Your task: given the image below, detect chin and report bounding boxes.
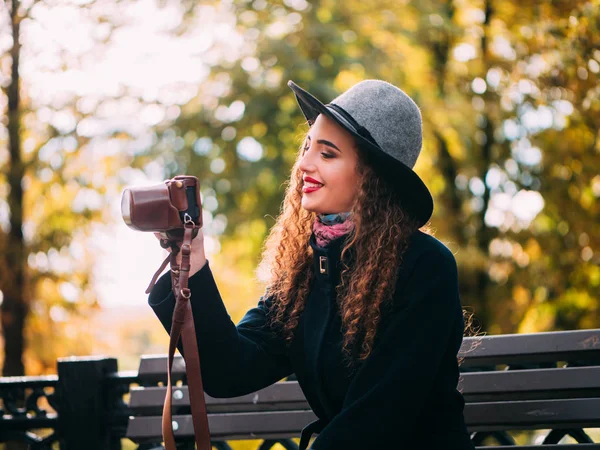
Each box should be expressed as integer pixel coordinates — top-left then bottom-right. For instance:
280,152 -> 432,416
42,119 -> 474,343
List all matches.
301,200 -> 323,214
301,204 -> 317,214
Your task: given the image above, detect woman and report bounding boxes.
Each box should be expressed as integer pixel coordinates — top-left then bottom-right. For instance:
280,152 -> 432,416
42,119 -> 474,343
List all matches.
149,79 -> 475,449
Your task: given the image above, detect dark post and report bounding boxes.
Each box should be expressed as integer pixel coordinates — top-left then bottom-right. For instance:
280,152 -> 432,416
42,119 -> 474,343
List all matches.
56,356 -> 118,450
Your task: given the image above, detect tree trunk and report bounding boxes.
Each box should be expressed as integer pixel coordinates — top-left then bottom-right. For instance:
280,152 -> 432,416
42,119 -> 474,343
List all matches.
2,4 -> 30,450
1,0 -> 27,379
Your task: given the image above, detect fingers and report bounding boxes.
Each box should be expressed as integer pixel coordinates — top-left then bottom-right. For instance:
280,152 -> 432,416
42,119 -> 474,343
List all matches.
154,233 -> 173,252
154,230 -> 203,252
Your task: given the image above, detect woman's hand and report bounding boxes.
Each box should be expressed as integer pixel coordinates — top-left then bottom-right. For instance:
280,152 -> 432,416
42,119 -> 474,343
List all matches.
154,229 -> 208,277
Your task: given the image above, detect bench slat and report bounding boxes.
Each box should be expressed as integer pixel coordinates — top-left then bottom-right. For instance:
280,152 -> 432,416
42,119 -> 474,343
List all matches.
126,411 -> 317,443
137,355 -> 186,383
460,366 -> 600,402
475,446 -> 600,450
136,330 -> 600,382
129,382 -> 310,414
127,398 -> 600,442
460,329 -> 600,367
465,398 -> 600,431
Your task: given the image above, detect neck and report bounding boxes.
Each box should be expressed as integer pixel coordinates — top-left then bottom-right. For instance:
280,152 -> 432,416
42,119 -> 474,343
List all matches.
313,211 -> 355,247
317,211 -> 353,226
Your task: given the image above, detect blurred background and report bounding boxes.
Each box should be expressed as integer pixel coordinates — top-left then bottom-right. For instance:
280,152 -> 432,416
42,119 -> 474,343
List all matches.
0,0 -> 598,384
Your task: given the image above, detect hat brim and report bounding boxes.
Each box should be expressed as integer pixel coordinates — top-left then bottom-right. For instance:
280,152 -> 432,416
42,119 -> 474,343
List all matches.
287,80 -> 434,228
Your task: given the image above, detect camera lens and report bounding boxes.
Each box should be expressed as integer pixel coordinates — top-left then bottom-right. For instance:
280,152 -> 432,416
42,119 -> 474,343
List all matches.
121,189 -> 132,226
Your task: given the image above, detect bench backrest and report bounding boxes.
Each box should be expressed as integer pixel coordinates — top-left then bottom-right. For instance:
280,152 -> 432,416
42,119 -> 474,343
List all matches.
127,329 -> 600,445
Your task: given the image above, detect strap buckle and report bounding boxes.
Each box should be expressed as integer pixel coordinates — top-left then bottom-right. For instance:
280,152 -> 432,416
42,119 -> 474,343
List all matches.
319,256 -> 328,274
184,213 -> 196,226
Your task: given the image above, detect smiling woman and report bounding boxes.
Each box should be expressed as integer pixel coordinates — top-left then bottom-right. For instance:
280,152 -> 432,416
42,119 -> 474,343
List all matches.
148,79 -> 474,450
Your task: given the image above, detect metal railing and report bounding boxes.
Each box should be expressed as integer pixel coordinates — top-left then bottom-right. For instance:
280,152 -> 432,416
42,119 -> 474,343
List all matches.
0,356 -> 302,449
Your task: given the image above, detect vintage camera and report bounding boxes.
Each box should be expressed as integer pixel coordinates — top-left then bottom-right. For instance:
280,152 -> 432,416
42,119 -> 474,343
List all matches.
121,175 -> 202,241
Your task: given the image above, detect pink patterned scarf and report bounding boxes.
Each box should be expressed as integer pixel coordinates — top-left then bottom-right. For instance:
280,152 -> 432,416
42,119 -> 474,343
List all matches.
312,212 -> 355,247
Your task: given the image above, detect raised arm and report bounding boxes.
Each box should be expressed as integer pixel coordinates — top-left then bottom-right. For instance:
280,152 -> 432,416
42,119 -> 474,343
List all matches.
149,259 -> 293,398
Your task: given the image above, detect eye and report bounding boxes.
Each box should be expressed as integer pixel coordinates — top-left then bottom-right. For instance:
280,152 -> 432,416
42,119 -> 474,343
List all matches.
302,136 -> 311,154
321,152 -> 334,159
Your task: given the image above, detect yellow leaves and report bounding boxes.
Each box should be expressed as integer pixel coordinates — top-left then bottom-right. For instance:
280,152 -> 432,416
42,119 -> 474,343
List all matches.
334,70 -> 365,92
518,303 -> 555,334
557,221 -> 569,236
257,168 -> 277,196
316,7 -> 332,23
571,159 -> 583,175
24,288 -> 98,375
460,245 -> 488,270
428,173 -> 447,197
524,238 -> 542,262
277,95 -> 296,113
512,285 -> 531,308
212,221 -> 269,323
562,288 -> 596,310
579,186 -> 595,210
588,265 -> 600,287
36,277 -> 59,300
509,242 -> 530,268
511,285 -> 532,329
222,440 -> 299,450
251,121 -> 268,138
517,288 -> 598,334
239,191 -> 258,214
533,286 -> 548,303
558,289 -> 598,329
557,126 -> 596,154
444,131 -> 468,161
568,184 -> 580,201
318,54 -> 334,68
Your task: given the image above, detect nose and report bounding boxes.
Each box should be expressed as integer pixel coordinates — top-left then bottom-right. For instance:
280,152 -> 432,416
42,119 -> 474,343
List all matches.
298,145 -> 317,173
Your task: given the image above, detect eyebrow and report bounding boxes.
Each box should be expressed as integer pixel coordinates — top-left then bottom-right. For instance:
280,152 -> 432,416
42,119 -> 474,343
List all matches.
316,139 -> 341,153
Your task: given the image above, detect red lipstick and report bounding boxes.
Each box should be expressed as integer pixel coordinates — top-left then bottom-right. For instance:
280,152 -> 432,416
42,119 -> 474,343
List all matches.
303,176 -> 324,193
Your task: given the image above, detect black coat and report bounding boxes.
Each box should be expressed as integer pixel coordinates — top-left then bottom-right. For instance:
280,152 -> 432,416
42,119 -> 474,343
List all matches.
149,229 -> 475,450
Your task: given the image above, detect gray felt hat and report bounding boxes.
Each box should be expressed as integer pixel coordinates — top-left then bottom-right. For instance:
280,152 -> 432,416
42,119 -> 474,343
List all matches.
288,79 -> 433,228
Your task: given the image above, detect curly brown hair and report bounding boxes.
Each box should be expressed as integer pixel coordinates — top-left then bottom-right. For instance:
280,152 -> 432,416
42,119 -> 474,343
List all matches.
256,133 -> 432,369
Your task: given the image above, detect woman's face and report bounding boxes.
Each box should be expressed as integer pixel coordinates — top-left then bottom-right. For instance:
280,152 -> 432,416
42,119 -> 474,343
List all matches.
298,114 -> 361,214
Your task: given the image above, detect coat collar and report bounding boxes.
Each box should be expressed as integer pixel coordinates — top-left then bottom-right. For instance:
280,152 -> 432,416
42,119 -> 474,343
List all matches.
309,231 -> 353,284
308,228 -> 426,286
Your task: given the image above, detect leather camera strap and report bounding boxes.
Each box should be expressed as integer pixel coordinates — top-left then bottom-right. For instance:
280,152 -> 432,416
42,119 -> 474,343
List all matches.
158,223 -> 212,450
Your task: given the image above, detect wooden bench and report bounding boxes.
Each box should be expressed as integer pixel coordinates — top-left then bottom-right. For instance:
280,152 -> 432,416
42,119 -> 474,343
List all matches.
126,329 -> 600,449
